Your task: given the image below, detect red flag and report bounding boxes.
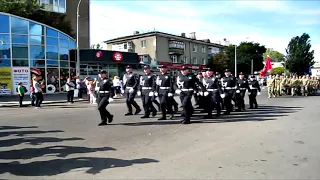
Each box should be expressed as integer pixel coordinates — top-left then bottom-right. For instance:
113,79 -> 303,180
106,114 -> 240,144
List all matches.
260,56 -> 273,78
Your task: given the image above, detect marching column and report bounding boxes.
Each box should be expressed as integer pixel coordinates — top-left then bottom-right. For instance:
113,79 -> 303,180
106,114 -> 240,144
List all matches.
221,69 -> 238,115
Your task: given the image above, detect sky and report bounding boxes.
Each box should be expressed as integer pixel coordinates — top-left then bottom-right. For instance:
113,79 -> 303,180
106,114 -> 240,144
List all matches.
89,0 -> 320,62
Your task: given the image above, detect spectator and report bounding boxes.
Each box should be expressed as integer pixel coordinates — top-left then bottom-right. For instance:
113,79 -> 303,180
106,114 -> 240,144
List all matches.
66,78 -> 75,103
17,82 -> 25,107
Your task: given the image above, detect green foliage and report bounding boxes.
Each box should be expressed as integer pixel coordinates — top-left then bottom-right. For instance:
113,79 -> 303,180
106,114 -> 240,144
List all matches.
224,42 -> 266,75
208,52 -> 229,73
270,67 -> 285,75
285,33 -> 315,75
0,0 -> 74,38
91,43 -> 102,49
263,49 -> 285,62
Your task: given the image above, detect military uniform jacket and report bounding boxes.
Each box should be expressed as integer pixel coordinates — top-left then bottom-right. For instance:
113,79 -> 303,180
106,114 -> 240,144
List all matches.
237,78 -> 249,91
139,73 -> 156,92
248,80 -> 261,92
176,73 -> 205,91
203,76 -> 223,94
123,72 -> 139,90
156,73 -> 175,94
98,77 -> 114,97
221,76 -> 238,91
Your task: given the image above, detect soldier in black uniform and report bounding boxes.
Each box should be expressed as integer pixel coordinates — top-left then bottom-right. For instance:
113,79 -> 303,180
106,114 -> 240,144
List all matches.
216,72 -> 225,110
236,72 -> 249,111
202,68 -> 223,118
122,65 -> 141,116
221,69 -> 238,115
138,65 -> 157,118
97,70 -> 114,126
175,66 -> 205,124
248,75 -> 261,109
155,65 -> 175,120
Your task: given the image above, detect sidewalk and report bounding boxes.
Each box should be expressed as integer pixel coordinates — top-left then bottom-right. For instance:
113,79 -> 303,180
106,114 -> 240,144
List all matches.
0,94 -> 125,108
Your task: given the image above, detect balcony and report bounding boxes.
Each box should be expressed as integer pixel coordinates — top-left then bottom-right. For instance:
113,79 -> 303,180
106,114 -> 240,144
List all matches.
169,41 -> 184,55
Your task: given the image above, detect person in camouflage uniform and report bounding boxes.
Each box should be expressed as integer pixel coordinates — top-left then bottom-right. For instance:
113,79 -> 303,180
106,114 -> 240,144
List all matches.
281,75 -> 288,95
267,75 -> 275,98
301,75 -> 309,96
274,74 -> 282,96
290,76 -> 299,96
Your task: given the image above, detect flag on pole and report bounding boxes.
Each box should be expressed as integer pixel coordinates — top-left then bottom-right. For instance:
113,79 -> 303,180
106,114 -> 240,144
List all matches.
260,55 -> 273,78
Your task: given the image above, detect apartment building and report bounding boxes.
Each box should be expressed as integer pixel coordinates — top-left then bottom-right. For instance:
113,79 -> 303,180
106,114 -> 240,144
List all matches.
103,31 -> 224,70
38,0 -> 90,48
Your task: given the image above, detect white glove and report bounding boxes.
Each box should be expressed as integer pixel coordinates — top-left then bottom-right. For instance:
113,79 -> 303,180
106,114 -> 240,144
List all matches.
149,92 -> 154,96
204,92 -> 209,96
121,89 -> 124,94
220,94 -> 225,98
258,92 -> 261,95
199,92 -> 204,96
175,89 -> 181,94
154,92 -> 158,96
236,90 -> 240,93
168,93 -> 173,97
248,92 -> 251,95
108,98 -> 114,103
137,91 -> 141,96
129,88 -> 134,93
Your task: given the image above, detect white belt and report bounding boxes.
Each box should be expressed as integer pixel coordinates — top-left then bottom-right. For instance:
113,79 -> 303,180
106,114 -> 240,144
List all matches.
142,87 -> 152,90
240,88 -> 247,90
160,87 -> 170,89
207,89 -> 217,91
250,88 -> 258,89
99,91 -> 109,93
181,89 -> 193,91
225,87 -> 236,89
126,87 -> 133,89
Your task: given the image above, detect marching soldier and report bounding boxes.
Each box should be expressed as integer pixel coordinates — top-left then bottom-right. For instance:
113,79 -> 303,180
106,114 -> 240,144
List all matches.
248,75 -> 261,109
301,75 -> 309,96
221,69 -> 238,115
202,68 -> 223,118
216,72 -> 225,110
150,70 -> 161,111
175,66 -> 205,124
290,76 -> 299,96
155,65 -> 175,120
97,70 -> 114,126
138,65 -> 157,118
267,75 -> 275,98
274,74 -> 281,96
236,72 -> 249,111
122,65 -> 141,116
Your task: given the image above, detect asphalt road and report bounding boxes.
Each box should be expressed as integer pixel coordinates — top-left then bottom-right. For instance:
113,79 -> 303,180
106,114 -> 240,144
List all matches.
0,92 -> 320,179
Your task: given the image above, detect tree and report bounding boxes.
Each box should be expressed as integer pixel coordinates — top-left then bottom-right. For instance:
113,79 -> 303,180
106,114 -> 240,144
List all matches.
224,42 -> 266,75
263,49 -> 285,62
285,33 -> 315,75
0,0 -> 74,38
207,52 -> 229,73
270,67 -> 285,75
91,43 -> 102,49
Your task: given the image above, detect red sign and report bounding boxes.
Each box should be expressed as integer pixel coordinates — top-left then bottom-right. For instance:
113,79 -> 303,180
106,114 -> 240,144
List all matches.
96,51 -> 103,58
112,52 -> 123,62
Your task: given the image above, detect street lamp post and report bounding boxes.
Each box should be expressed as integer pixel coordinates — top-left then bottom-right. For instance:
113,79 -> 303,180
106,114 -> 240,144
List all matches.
234,45 -> 237,76
76,0 -> 82,76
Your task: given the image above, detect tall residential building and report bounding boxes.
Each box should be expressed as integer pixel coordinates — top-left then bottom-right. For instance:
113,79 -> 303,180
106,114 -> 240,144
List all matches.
103,31 -> 224,70
38,0 -> 90,48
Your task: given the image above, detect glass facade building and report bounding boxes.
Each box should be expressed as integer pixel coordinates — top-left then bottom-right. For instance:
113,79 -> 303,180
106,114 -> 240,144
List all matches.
39,0 -> 67,13
0,12 -> 76,95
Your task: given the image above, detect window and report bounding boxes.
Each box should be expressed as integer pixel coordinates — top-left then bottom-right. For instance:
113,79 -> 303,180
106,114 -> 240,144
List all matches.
171,55 -> 178,63
12,44 -> 28,59
59,32 -> 68,40
202,58 -> 206,65
59,38 -> 69,47
12,59 -> 29,67
30,35 -> 45,45
46,46 -> 59,59
59,47 -> 69,60
46,37 -> 58,46
70,62 -> 76,68
46,60 -> 58,67
141,40 -> 146,48
0,14 -> 9,33
183,57 -> 187,64
0,59 -> 11,67
30,59 -> 45,67
193,57 -> 197,64
69,39 -> 76,49
202,46 -> 206,53
29,22 -> 44,36
0,44 -> 10,59
12,35 -> 28,44
30,45 -> 45,59
0,34 -> 10,44
60,61 -> 69,67
193,45 -> 197,52
124,43 -> 127,49
11,17 -> 29,34
46,28 -> 58,37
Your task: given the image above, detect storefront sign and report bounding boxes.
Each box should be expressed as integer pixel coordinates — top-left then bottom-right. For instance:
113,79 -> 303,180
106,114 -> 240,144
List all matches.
112,52 -> 123,62
12,67 -> 30,95
96,51 -> 103,58
0,67 -> 12,95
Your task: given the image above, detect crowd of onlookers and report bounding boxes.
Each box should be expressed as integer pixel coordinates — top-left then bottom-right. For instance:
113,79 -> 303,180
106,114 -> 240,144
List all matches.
16,75 -> 124,107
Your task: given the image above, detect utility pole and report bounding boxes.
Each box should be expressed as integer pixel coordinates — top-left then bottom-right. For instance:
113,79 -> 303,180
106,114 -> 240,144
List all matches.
251,59 -> 253,74
234,45 -> 237,76
76,0 -> 82,76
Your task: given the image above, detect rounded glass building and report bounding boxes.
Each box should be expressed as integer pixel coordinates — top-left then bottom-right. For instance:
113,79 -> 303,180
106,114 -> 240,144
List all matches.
0,12 -> 76,95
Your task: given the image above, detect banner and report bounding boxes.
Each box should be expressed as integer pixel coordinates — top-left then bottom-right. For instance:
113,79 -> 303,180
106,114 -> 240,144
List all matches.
0,67 -> 12,95
12,67 -> 30,95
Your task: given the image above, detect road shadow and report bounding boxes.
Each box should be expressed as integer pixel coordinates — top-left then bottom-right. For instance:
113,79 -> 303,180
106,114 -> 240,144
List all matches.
114,105 -> 303,126
0,137 -> 84,148
0,130 -> 64,138
0,126 -> 38,131
0,157 -> 159,176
